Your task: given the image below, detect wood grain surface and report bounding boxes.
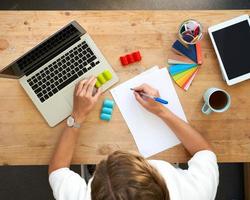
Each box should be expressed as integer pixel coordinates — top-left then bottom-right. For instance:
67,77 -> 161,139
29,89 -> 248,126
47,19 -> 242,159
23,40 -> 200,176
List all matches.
0,11 -> 250,165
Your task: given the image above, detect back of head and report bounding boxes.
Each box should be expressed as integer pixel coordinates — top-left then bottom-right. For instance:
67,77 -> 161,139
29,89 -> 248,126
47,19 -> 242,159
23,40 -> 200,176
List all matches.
91,151 -> 169,200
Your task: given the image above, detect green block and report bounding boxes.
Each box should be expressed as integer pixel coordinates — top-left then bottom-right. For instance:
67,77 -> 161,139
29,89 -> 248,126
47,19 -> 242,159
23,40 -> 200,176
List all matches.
95,70 -> 113,88
103,70 -> 112,81
95,80 -> 102,88
97,74 -> 107,84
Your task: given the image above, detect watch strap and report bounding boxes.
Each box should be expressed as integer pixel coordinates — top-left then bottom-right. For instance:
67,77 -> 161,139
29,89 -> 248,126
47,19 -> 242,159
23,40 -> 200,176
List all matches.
72,122 -> 81,129
67,116 -> 81,129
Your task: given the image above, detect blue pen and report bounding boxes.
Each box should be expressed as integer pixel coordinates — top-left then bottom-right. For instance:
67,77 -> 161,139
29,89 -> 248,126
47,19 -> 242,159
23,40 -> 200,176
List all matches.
130,88 -> 168,105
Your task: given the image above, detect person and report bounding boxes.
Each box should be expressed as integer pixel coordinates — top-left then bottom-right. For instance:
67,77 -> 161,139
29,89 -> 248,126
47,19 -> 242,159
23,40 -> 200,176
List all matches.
48,76 -> 219,200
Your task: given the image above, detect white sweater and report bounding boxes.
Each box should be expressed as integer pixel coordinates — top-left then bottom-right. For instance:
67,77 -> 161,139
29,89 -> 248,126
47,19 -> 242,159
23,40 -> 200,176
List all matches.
49,150 -> 219,200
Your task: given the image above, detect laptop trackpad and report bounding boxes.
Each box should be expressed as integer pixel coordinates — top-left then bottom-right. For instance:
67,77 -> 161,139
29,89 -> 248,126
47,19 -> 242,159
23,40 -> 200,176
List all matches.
64,86 -> 75,108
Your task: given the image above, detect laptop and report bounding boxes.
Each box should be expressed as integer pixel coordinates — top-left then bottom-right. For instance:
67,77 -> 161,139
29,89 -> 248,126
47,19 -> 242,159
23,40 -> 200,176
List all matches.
0,21 -> 119,127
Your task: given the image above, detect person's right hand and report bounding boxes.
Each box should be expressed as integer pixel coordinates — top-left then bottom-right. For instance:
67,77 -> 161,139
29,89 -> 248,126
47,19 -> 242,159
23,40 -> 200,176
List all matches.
133,84 -> 168,116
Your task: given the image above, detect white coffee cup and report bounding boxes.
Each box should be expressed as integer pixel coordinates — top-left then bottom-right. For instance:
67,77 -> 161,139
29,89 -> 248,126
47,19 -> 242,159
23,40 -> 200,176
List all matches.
202,87 -> 231,115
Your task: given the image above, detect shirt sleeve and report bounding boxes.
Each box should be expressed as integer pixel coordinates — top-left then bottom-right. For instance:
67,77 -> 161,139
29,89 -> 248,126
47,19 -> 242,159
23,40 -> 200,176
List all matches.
49,168 -> 87,200
187,150 -> 219,200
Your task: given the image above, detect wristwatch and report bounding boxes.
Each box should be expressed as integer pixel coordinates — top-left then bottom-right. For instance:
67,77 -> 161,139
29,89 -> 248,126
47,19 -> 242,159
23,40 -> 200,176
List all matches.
67,116 -> 81,128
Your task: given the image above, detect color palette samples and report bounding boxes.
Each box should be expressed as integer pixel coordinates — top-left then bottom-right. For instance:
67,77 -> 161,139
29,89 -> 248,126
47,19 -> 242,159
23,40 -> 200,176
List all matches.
168,40 -> 202,91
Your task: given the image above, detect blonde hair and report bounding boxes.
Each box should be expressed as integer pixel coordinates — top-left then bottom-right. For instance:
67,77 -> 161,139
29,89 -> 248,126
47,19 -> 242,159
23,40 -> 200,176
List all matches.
91,151 -> 169,200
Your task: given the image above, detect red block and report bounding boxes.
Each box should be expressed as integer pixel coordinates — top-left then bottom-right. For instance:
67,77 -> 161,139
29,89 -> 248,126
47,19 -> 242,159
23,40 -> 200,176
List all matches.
132,51 -> 142,61
126,54 -> 134,64
120,56 -> 128,66
119,50 -> 142,66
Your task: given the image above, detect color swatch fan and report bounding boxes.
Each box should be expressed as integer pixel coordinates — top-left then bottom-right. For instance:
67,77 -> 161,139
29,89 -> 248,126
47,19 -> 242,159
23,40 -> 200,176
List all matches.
169,64 -> 199,91
168,39 -> 203,91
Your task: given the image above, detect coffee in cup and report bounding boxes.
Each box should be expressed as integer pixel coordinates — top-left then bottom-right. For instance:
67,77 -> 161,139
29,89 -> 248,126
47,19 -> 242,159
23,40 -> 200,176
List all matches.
202,88 -> 231,115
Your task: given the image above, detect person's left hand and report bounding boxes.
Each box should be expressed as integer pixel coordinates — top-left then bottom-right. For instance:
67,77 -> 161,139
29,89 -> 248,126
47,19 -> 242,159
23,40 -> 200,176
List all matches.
72,76 -> 101,124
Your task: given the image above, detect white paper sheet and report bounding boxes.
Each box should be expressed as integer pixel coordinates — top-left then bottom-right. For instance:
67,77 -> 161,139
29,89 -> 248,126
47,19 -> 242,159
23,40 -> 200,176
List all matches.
111,66 -> 187,157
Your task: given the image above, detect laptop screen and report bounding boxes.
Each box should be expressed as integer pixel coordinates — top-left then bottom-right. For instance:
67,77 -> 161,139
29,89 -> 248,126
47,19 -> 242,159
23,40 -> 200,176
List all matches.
0,22 -> 84,79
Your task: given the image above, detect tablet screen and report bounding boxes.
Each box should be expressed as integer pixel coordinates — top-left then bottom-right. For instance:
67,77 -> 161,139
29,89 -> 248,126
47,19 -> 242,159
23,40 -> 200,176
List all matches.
212,20 -> 250,80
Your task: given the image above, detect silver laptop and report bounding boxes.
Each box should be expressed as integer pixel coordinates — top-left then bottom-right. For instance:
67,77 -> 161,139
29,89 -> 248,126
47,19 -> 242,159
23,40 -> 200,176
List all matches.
0,21 -> 119,127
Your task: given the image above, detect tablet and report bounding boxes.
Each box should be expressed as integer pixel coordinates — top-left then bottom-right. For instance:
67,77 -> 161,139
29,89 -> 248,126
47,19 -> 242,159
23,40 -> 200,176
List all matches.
208,14 -> 250,85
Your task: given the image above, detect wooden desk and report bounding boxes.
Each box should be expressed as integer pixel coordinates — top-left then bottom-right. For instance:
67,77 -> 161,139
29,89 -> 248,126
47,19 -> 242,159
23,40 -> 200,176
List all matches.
0,11 -> 250,165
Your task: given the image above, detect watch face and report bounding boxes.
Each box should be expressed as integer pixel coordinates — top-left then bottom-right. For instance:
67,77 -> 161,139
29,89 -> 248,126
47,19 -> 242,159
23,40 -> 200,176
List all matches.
67,116 -> 74,127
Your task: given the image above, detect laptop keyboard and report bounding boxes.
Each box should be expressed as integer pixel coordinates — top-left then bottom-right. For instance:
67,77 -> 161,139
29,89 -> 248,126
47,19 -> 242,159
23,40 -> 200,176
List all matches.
17,24 -> 79,71
27,41 -> 100,103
